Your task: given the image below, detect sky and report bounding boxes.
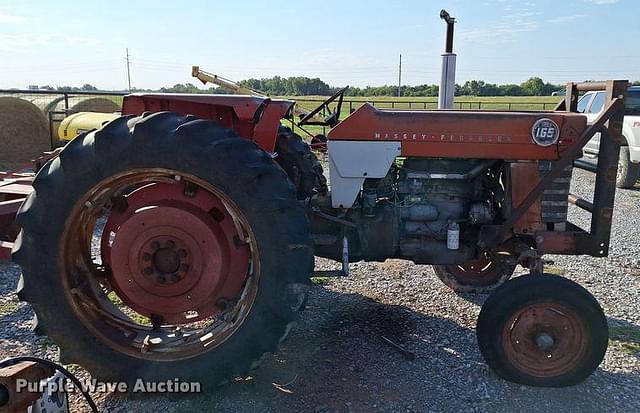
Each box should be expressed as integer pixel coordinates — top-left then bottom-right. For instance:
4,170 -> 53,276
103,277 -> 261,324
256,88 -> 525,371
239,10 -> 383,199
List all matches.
0,0 -> 638,90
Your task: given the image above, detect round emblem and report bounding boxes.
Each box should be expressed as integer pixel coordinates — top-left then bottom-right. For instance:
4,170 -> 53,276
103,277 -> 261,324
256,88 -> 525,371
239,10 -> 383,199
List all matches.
531,118 -> 559,147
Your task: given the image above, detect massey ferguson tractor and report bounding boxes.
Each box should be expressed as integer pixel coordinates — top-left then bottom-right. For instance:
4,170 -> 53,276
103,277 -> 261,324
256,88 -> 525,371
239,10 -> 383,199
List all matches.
11,78 -> 627,389
9,13 -> 630,390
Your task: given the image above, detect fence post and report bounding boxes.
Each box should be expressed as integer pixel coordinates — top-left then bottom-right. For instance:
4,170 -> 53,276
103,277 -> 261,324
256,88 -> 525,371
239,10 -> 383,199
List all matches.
64,93 -> 69,112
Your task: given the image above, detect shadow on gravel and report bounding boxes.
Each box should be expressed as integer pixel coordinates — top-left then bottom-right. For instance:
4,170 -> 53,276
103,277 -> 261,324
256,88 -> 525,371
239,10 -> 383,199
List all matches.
101,286 -> 640,412
608,316 -> 640,361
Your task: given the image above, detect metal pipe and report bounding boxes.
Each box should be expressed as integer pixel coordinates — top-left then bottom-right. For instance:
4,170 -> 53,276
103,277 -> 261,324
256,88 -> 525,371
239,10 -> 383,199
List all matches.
575,82 -> 608,92
440,10 -> 456,53
568,194 -> 594,212
574,159 -> 598,173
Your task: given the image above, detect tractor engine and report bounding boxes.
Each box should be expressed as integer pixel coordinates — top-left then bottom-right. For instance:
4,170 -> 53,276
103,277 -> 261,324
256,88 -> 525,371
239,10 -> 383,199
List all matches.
311,158 -> 501,265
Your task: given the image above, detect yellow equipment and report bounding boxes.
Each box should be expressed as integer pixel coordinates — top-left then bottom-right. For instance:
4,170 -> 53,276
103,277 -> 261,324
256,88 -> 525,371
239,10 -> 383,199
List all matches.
191,66 -> 325,124
192,66 -> 266,97
58,112 -> 119,141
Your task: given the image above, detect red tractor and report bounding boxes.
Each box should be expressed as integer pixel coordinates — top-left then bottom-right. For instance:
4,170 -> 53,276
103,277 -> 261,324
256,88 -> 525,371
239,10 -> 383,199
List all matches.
12,79 -> 628,389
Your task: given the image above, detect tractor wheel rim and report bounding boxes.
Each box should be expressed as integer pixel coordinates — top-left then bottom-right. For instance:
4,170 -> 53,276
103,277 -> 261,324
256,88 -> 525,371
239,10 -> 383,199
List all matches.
448,252 -> 500,286
59,169 -> 260,361
501,301 -> 588,378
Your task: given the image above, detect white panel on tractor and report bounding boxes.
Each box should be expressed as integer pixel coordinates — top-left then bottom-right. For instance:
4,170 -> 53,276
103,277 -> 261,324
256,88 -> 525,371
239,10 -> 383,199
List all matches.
328,140 -> 401,208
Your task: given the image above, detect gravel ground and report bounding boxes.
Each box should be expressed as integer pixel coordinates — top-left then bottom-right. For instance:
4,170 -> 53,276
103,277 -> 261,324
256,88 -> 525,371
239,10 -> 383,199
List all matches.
1,168 -> 639,412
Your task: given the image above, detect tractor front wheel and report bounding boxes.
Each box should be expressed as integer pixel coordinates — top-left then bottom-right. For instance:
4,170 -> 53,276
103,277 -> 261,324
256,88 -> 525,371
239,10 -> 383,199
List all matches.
433,252 -> 516,293
476,274 -> 608,387
14,112 -> 313,387
275,126 -> 326,200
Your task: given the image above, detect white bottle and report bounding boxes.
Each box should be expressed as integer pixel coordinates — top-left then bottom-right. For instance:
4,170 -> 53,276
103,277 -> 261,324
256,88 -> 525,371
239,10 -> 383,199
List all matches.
447,222 -> 460,250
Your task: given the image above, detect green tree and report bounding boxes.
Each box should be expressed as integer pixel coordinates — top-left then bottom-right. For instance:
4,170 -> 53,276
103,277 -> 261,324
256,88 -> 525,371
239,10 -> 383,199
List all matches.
521,77 -> 546,96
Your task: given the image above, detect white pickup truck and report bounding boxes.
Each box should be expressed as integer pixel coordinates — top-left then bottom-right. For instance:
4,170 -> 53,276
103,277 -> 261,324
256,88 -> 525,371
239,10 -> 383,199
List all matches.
581,86 -> 640,188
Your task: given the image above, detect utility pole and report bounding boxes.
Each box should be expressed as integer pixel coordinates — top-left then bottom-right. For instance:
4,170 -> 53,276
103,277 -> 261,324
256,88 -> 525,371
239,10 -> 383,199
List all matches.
125,48 -> 132,91
398,54 -> 402,97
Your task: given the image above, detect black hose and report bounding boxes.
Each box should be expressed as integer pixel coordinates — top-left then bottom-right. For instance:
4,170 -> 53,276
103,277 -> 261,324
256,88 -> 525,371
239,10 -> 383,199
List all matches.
0,356 -> 98,413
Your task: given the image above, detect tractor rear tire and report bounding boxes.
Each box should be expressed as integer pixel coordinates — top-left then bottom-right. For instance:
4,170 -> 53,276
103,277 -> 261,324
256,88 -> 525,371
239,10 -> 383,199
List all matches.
14,112 -> 314,388
616,146 -> 640,189
275,126 -> 327,200
476,274 -> 608,387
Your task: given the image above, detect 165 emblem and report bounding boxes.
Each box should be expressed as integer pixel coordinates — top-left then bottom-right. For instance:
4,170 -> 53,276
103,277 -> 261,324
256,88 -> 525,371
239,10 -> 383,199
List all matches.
531,118 -> 559,146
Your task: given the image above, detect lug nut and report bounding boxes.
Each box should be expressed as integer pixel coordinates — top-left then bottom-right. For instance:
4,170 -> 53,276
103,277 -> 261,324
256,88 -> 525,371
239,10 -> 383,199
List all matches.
151,241 -> 160,250
143,267 -> 153,275
166,240 -> 175,249
158,276 -> 166,284
180,264 -> 190,272
142,253 -> 151,261
178,249 -> 187,258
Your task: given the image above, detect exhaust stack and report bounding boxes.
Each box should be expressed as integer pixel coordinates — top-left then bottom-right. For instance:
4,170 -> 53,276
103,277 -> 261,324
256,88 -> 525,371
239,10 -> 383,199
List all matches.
438,10 -> 456,110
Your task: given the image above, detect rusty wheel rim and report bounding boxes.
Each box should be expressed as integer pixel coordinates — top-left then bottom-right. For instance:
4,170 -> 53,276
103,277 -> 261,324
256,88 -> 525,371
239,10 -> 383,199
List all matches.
448,252 -> 501,286
59,169 -> 260,361
502,301 -> 588,377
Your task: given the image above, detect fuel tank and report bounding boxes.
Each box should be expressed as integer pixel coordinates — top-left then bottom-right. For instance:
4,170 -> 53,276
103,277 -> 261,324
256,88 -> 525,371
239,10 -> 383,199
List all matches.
58,112 -> 119,141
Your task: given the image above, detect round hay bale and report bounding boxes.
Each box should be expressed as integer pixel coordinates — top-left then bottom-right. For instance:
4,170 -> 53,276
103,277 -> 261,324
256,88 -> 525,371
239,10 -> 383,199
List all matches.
69,97 -> 120,113
44,97 -> 120,114
0,97 -> 50,170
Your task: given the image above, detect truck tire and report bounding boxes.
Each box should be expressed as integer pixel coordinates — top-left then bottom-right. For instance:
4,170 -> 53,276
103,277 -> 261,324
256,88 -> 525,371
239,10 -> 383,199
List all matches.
477,274 -> 608,387
13,112 -> 314,388
433,252 -> 516,293
616,146 -> 640,189
275,126 -> 327,200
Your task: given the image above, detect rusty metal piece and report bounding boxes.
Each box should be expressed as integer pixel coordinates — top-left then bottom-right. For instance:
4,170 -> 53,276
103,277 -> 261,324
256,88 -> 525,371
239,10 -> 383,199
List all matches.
501,302 -> 587,378
536,231 -> 580,255
0,361 -> 54,413
510,163 -> 543,235
0,174 -> 33,260
380,335 -> 416,361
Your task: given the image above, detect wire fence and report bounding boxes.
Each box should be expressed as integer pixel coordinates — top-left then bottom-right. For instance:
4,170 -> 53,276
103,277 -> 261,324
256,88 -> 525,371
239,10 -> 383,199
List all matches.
295,98 -> 561,112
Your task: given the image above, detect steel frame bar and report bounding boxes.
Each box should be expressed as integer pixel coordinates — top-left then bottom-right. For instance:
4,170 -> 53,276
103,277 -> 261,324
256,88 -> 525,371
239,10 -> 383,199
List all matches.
481,80 -> 628,256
